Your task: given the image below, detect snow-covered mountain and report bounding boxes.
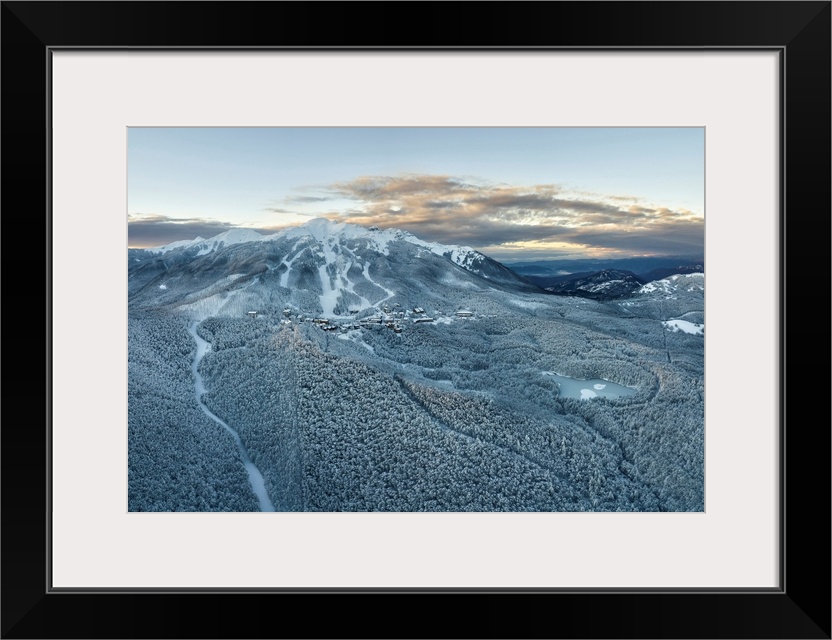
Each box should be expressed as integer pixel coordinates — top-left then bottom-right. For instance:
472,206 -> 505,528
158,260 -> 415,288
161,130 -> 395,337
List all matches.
545,269 -> 645,300
136,219 -> 518,278
616,271 -> 704,324
129,218 -> 540,318
637,272 -> 704,297
127,219 -> 706,514
145,228 -> 271,256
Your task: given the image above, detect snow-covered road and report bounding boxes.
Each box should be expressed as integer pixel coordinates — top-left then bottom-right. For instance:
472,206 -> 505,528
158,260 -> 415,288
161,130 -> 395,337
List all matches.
188,322 -> 275,512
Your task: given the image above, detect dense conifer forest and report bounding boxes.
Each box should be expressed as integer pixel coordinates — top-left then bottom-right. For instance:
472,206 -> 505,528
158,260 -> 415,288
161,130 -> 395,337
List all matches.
128,273 -> 703,512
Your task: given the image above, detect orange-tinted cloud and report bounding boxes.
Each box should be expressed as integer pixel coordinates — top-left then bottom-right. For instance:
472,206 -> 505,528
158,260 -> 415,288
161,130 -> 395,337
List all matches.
311,174 -> 702,257
131,174 -> 703,258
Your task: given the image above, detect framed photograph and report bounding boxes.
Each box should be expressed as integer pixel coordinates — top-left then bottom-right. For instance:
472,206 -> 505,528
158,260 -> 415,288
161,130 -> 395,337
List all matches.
125,124 -> 707,517
3,2 -> 829,638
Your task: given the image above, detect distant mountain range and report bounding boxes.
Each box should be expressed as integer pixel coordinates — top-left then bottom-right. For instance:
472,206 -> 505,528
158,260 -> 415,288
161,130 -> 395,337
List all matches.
129,221 -> 704,311
506,257 -> 703,278
542,269 -> 647,300
504,257 -> 704,300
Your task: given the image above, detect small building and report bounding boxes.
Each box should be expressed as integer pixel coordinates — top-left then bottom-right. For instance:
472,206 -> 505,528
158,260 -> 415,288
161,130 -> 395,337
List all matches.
456,310 -> 474,317
247,311 -> 258,318
413,317 -> 434,323
413,307 -> 425,314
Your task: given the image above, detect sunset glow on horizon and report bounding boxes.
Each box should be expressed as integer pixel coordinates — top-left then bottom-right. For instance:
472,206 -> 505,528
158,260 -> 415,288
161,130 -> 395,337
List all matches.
128,127 -> 704,261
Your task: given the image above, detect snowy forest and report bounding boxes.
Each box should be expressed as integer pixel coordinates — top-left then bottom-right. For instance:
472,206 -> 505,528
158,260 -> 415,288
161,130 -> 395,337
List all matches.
128,220 -> 704,512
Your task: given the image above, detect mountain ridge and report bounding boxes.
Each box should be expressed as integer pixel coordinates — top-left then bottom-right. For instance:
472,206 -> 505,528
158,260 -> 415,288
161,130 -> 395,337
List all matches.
128,218 -> 541,319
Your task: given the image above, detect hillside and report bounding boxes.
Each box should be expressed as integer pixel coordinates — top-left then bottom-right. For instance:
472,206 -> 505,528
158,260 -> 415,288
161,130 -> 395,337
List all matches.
128,220 -> 705,512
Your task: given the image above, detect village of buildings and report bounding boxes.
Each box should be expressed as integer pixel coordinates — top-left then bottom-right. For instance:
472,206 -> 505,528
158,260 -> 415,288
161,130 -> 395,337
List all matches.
246,304 -> 478,335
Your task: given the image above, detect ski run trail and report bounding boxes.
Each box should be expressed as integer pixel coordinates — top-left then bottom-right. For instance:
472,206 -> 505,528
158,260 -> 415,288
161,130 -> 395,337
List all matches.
188,322 -> 276,512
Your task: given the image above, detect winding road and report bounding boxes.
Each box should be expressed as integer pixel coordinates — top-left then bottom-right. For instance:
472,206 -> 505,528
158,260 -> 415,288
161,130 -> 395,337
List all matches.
188,322 -> 276,512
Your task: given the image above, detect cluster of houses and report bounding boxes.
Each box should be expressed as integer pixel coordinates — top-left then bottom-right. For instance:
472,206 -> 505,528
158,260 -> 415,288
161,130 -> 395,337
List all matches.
246,304 -> 477,336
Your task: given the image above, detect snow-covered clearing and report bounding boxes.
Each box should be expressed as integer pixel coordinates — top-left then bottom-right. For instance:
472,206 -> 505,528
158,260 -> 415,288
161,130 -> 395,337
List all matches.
639,273 -> 704,296
506,297 -> 546,310
178,276 -> 259,321
439,274 -> 481,290
339,259 -> 372,311
638,282 -> 661,294
181,273 -> 247,302
278,240 -> 305,288
362,262 -> 395,304
337,329 -> 374,352
318,265 -> 339,317
178,292 -> 234,320
662,319 -> 704,336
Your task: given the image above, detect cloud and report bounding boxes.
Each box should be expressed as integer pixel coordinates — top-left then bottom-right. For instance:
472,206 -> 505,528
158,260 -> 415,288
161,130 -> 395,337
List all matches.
558,219 -> 704,255
424,200 -> 462,210
128,214 -> 276,248
284,195 -> 333,204
131,174 -> 703,258
316,174 -> 703,257
469,192 -> 559,210
337,175 -> 468,200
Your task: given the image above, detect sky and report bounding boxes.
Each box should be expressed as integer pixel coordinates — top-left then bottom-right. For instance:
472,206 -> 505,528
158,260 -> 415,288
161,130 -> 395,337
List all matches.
128,127 -> 704,261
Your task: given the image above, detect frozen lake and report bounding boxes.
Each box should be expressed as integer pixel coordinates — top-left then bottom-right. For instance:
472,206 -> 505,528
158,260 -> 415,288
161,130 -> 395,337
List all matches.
543,372 -> 637,400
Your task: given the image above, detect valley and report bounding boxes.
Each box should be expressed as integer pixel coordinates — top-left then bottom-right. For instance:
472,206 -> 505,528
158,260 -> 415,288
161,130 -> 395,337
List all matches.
128,219 -> 704,512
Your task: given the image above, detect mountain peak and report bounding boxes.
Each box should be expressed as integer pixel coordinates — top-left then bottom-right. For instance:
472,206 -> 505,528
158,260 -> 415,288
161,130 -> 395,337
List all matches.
545,269 -> 645,300
145,236 -> 205,254
146,228 -> 271,255
279,218 -> 498,279
209,228 -> 266,244
283,217 -> 369,242
130,216 -> 540,317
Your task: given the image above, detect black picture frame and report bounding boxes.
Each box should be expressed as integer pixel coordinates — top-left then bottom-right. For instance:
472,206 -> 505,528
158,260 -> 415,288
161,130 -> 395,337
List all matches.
2,2 -> 829,638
